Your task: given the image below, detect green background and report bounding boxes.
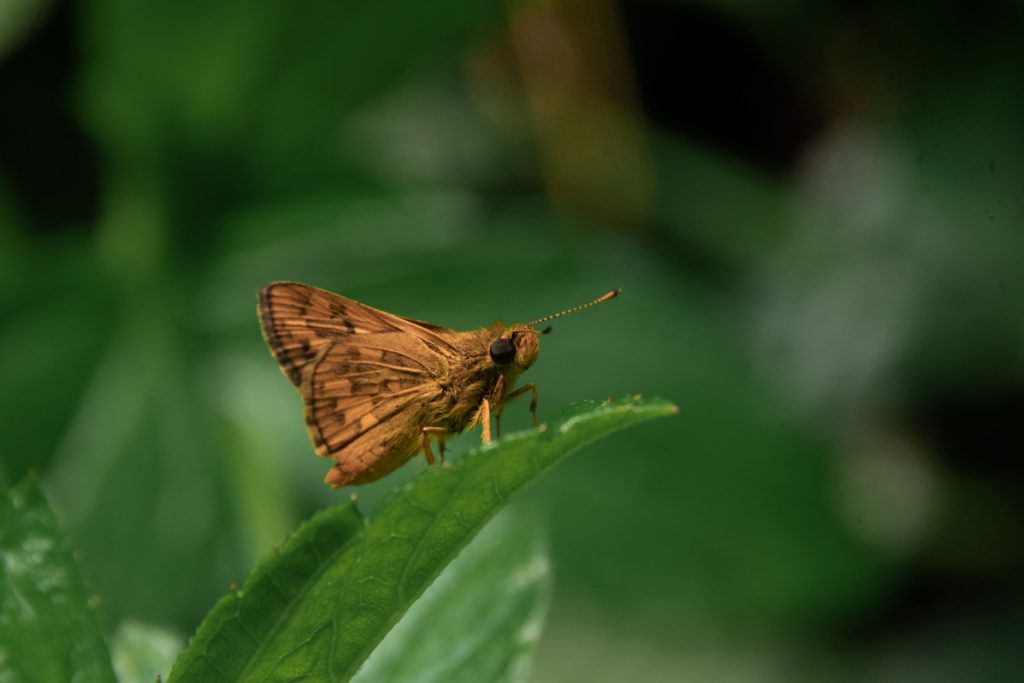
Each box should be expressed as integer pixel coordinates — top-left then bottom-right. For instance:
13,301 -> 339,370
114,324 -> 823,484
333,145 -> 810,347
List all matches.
2,0 -> 1023,680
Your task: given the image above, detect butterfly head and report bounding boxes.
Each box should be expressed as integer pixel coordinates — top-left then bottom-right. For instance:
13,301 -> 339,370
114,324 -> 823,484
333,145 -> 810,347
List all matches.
489,324 -> 542,370
487,289 -> 620,371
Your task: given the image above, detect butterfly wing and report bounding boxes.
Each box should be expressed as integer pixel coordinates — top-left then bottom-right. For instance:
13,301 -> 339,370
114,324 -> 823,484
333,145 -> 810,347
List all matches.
258,282 -> 460,485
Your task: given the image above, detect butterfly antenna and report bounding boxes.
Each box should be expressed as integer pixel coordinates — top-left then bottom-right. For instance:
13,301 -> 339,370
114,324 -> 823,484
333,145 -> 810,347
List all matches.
527,289 -> 621,327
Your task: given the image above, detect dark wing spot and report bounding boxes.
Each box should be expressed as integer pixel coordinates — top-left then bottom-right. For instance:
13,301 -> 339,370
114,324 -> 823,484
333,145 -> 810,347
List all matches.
381,350 -> 413,367
384,378 -> 420,391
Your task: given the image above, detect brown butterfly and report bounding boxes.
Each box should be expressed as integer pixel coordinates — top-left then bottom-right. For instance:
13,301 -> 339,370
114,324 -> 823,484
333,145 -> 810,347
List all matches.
258,282 -> 620,487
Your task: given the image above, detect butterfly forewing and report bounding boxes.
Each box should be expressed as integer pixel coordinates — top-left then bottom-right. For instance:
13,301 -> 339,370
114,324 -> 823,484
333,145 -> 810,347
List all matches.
258,282 -> 460,485
259,282 -> 406,385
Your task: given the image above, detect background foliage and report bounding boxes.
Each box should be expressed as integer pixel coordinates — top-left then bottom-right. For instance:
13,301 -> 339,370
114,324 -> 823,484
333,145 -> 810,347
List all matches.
2,0 -> 1023,680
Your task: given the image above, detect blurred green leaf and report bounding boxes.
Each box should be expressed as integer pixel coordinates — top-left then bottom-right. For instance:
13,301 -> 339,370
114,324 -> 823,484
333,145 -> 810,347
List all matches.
654,130 -> 792,268
0,0 -> 52,60
79,0 -> 508,236
0,477 -> 116,683
0,275 -> 115,480
352,508 -> 551,683
168,397 -> 675,682
48,305 -> 244,629
111,620 -> 185,683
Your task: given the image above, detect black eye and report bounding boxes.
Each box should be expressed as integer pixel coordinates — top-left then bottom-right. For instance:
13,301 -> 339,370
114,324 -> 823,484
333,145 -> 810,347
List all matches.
489,337 -> 516,365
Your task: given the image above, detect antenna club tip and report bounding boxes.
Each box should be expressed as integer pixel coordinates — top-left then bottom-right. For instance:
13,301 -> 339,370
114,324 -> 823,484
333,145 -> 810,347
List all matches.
600,288 -> 621,302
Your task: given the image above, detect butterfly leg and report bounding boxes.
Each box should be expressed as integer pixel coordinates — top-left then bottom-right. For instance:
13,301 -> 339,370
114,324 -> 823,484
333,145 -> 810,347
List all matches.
503,383 -> 538,429
421,426 -> 448,465
489,375 -> 506,438
480,399 -> 492,444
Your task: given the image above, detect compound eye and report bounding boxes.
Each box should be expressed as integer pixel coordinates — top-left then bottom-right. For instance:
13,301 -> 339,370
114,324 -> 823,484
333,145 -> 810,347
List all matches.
489,337 -> 516,365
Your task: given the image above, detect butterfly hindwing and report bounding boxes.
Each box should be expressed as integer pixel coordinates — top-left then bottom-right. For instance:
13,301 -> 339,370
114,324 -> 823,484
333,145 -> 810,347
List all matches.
302,333 -> 438,455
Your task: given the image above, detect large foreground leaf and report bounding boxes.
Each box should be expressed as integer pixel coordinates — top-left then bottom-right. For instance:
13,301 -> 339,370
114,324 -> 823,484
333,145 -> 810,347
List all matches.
169,396 -> 677,682
0,477 -> 116,683
352,508 -> 551,683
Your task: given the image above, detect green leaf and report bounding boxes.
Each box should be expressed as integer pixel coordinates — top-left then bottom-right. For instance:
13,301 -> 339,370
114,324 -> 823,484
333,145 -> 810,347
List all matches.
352,508 -> 552,683
166,502 -> 365,682
169,396 -> 676,682
0,477 -> 116,683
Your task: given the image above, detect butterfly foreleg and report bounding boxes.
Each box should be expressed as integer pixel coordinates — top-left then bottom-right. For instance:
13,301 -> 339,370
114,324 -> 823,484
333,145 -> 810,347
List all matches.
420,426 -> 448,465
503,383 -> 538,429
480,398 -> 492,444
